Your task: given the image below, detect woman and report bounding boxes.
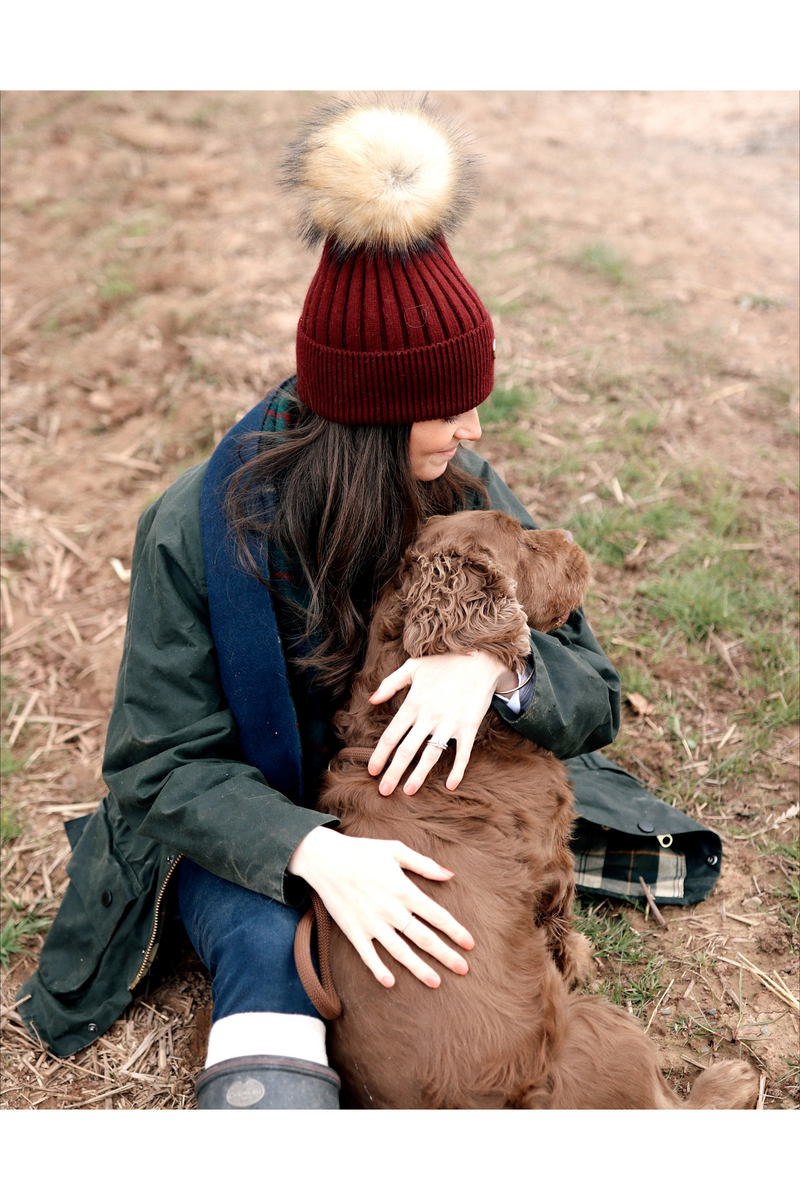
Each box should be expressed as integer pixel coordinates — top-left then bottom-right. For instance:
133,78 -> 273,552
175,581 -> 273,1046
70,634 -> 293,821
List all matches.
17,97 -> 619,1108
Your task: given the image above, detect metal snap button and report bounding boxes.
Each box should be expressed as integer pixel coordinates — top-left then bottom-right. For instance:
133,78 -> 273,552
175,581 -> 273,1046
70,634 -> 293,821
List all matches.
101,890 -> 113,907
637,820 -> 655,833
88,1023 -> 98,1033
707,854 -> 719,866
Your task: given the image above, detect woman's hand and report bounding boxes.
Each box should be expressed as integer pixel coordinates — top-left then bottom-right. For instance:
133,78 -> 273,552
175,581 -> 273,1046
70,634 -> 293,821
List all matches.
367,649 -> 516,796
288,825 -> 474,989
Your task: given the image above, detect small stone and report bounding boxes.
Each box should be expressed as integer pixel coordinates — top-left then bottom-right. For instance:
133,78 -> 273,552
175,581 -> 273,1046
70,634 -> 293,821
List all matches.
759,1025 -> 772,1037
660,1008 -> 672,1016
705,1008 -> 717,1016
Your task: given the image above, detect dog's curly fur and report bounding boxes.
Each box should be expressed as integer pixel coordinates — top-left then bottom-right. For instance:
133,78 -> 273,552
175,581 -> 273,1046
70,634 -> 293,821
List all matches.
315,510 -> 758,1109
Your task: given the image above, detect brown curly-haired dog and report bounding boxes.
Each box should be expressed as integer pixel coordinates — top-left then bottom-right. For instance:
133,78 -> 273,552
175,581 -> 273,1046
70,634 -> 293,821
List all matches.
312,510 -> 758,1109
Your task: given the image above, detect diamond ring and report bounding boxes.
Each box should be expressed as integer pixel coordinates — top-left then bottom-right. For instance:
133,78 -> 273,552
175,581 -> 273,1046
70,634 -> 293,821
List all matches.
428,736 -> 450,750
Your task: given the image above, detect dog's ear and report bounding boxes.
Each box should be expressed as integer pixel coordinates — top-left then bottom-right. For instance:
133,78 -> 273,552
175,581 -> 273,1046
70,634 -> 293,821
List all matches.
398,547 -> 531,670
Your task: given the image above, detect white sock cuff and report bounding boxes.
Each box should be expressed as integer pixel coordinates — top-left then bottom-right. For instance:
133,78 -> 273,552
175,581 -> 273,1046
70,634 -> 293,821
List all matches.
205,1012 -> 328,1069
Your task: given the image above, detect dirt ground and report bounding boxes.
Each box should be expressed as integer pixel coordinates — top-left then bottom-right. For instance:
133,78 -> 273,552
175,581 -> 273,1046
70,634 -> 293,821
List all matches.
1,90 -> 798,1110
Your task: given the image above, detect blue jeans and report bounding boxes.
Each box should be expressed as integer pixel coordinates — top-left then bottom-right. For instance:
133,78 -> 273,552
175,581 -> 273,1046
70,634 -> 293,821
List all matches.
176,858 -> 320,1023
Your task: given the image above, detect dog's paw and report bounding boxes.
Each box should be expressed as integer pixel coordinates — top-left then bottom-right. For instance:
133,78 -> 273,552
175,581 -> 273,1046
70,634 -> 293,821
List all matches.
560,932 -> 595,989
685,1060 -> 760,1110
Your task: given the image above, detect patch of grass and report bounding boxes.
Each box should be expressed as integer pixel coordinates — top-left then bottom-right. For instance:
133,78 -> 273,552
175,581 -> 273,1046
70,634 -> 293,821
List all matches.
568,496 -> 686,568
774,1055 -> 800,1087
1,741 -> 24,780
1,800 -> 23,844
617,660 -> 654,699
664,340 -> 727,379
99,265 -> 136,301
0,912 -> 51,970
738,293 -> 783,311
481,384 -> 537,426
574,900 -> 665,1018
1,535 -> 29,564
759,373 -> 799,410
626,410 -> 660,434
572,242 -> 631,286
642,569 -> 735,641
630,300 -> 675,322
760,836 -> 800,866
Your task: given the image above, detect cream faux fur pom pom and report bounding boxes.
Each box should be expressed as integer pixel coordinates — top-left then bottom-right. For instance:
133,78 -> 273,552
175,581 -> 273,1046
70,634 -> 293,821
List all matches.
281,96 -> 477,255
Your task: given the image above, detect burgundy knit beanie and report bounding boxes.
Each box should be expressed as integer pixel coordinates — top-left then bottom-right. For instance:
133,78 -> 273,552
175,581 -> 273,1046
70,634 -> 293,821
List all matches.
282,97 -> 495,425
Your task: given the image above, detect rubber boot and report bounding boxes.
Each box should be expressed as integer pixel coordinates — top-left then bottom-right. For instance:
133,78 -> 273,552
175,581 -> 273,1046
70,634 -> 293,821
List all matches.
195,1054 -> 341,1109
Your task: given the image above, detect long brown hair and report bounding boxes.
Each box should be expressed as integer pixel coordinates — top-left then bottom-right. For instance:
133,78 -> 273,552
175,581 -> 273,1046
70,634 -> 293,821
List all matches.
224,384 -> 488,695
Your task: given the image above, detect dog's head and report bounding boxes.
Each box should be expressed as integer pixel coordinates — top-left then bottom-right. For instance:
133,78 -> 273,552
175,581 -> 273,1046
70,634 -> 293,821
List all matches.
390,510 -> 591,672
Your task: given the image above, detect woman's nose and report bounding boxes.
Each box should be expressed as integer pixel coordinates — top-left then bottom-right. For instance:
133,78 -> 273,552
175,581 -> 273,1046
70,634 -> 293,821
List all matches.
456,409 -> 481,441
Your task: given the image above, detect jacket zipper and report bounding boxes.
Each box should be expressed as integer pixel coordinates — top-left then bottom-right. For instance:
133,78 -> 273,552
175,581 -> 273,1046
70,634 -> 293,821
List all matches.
129,852 -> 184,990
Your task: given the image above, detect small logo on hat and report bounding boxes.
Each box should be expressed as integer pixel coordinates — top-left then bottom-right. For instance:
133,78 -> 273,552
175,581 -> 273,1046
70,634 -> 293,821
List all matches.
404,305 -> 427,328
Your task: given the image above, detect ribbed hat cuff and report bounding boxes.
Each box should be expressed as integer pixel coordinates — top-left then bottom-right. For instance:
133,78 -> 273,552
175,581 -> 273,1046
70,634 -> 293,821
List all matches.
296,318 -> 495,425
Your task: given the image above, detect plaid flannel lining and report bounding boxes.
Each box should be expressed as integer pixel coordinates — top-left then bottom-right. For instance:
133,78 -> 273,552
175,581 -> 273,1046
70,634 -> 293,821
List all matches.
573,829 -> 687,901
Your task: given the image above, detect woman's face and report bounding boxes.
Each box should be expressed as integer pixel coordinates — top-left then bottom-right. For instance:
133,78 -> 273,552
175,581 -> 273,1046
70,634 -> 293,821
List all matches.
408,409 -> 482,481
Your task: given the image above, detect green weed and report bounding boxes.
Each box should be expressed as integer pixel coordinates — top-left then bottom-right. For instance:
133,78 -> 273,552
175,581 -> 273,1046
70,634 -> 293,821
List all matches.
664,340 -> 727,379
738,294 -> 783,311
573,900 -> 665,1017
572,243 -> 631,286
0,801 -> 23,843
616,661 -> 654,699
759,373 -> 799,410
100,266 -> 136,301
626,410 -> 660,434
1,741 -> 24,779
0,912 -> 51,970
568,497 -> 684,567
2,536 -> 29,564
481,384 -> 537,426
631,300 -> 675,322
774,1055 -> 800,1087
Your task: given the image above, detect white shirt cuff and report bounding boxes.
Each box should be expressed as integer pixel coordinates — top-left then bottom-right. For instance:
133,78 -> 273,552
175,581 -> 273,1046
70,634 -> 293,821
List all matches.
494,663 -> 535,715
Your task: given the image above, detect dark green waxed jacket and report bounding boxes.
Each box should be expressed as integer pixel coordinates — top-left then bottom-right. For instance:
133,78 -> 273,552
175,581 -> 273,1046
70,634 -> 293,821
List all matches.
16,444 -> 620,1056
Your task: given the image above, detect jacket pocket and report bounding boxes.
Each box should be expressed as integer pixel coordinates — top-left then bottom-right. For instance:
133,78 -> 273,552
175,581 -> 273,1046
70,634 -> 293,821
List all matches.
38,802 -> 139,997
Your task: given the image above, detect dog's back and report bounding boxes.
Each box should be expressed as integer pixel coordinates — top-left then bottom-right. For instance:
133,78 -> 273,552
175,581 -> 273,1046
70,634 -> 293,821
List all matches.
317,731 -> 577,1108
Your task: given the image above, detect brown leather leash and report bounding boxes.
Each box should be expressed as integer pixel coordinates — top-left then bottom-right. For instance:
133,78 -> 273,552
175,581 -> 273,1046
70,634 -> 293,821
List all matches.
293,746 -> 377,1019
294,887 -> 343,1020
334,746 -> 374,764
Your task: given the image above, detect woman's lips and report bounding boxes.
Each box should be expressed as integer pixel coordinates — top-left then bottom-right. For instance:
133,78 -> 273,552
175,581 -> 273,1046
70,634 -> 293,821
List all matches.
437,446 -> 458,458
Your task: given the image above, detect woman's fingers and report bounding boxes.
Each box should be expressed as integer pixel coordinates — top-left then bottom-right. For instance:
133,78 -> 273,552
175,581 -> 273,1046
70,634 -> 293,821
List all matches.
368,661 -> 414,706
368,650 -> 508,794
378,725 -> 449,797
352,939 -> 396,989
398,916 -> 470,977
402,737 -> 451,795
445,732 -> 477,792
380,928 -> 442,988
288,828 -> 475,988
368,702 -> 423,783
349,914 -> 467,991
391,846 -> 475,952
